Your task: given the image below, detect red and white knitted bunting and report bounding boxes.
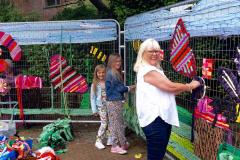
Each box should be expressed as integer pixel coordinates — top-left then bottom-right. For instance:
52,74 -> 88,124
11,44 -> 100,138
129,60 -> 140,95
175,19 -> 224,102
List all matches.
50,54 -> 88,93
170,18 -> 196,78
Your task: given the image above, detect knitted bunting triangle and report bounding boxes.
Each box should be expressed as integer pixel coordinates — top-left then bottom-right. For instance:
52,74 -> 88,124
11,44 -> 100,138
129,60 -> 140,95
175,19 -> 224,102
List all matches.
170,18 -> 196,78
50,54 -> 88,93
89,46 -> 107,62
0,31 -> 22,61
234,45 -> 240,76
132,40 -> 142,53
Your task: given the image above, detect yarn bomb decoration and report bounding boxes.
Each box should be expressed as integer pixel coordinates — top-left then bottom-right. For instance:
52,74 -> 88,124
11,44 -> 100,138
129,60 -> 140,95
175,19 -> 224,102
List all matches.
170,18 -> 196,78
50,54 -> 88,93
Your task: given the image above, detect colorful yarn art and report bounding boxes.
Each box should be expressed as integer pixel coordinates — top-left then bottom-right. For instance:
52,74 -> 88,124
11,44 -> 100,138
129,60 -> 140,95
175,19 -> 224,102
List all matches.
89,46 -> 107,62
0,78 -> 10,95
0,59 -> 8,73
0,31 -> 22,61
170,18 -> 196,78
50,54 -> 88,93
15,75 -> 43,120
132,40 -> 142,53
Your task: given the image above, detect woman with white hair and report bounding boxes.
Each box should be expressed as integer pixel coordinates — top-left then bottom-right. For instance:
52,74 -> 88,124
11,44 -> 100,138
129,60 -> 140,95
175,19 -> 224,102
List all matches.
134,38 -> 200,160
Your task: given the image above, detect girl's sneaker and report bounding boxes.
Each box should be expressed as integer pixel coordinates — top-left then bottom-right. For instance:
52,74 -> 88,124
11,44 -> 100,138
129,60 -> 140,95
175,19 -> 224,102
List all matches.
106,137 -> 113,146
95,141 -> 105,150
111,146 -> 127,154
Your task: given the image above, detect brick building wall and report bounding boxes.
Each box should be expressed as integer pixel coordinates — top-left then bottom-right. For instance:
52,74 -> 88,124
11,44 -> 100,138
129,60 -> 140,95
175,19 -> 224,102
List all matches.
11,0 -> 77,20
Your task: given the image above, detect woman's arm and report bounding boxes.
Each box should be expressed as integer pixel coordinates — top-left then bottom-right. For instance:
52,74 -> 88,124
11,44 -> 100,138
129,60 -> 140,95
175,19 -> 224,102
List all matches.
144,70 -> 198,94
115,80 -> 129,93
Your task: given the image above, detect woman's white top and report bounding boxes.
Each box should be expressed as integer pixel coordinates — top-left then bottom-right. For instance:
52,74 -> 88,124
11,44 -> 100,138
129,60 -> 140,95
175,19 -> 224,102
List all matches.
136,64 -> 179,127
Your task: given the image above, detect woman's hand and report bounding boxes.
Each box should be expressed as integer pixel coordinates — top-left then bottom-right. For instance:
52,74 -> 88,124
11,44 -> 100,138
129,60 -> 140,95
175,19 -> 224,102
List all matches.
189,80 -> 201,89
93,113 -> 99,117
128,85 -> 136,92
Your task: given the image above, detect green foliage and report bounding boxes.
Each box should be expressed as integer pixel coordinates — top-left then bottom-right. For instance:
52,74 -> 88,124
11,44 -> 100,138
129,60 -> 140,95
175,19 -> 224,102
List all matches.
53,4 -> 99,20
21,45 -> 51,85
53,0 -> 185,27
0,3 -> 40,22
0,4 -> 25,22
123,102 -> 145,138
109,0 -> 184,27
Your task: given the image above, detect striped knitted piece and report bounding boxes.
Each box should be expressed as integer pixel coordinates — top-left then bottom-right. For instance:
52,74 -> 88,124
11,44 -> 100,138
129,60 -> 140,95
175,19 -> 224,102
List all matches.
170,18 -> 196,78
194,108 -> 229,130
218,67 -> 240,103
50,54 -> 88,93
90,46 -> 107,62
0,31 -> 22,61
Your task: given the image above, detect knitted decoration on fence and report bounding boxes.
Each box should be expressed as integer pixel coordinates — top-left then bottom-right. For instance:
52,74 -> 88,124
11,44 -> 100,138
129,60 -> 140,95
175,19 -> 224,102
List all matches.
192,76 -> 206,100
202,58 -> 214,79
0,59 -> 8,73
170,18 -> 196,78
195,96 -> 229,129
132,40 -> 142,53
0,31 -> 22,61
15,75 -> 43,120
0,78 -> 10,95
197,96 -> 213,113
234,45 -> 240,76
50,54 -> 88,93
236,104 -> 240,123
194,108 -> 229,130
90,46 -> 107,62
217,67 -> 240,103
210,97 -> 239,124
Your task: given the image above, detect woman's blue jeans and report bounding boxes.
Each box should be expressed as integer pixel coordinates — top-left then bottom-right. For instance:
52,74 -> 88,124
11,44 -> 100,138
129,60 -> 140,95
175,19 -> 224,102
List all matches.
142,116 -> 172,160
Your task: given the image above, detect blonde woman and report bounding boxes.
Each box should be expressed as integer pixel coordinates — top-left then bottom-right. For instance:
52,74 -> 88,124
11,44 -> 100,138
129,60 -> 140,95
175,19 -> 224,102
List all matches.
134,38 -> 200,160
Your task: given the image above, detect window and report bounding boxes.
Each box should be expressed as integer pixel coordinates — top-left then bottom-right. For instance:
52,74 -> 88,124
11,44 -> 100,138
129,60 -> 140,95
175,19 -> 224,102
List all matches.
45,0 -> 60,7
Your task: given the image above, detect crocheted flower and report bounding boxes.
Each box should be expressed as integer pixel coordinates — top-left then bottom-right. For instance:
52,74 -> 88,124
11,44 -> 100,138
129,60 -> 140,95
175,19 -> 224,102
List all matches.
0,78 -> 10,95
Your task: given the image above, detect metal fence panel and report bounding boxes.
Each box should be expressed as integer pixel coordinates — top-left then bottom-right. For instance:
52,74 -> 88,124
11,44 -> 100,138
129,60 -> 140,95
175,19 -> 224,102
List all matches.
0,19 -> 120,123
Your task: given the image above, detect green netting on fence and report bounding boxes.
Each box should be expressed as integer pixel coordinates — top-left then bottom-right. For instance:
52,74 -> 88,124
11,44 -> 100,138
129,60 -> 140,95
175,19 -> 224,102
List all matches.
172,121 -> 192,140
177,106 -> 192,126
123,102 -> 145,138
168,132 -> 200,160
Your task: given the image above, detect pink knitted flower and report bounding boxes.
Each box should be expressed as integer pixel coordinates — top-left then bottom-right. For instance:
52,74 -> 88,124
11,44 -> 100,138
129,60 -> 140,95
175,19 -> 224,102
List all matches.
0,78 -> 10,95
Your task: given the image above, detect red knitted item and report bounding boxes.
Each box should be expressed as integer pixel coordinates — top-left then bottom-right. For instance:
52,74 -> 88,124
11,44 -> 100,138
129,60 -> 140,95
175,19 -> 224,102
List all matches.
202,58 -> 214,79
50,54 -> 88,93
170,18 -> 196,78
0,31 -> 22,61
0,59 -> 8,72
15,75 -> 43,120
